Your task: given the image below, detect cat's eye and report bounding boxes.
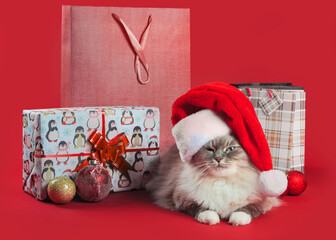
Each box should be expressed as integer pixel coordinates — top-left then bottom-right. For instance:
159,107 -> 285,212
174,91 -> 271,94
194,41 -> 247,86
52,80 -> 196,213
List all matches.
225,146 -> 235,152
206,147 -> 215,152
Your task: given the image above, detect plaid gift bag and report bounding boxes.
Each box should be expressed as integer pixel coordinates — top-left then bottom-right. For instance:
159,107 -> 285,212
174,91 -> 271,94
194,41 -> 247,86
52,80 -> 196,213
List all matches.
232,83 -> 306,172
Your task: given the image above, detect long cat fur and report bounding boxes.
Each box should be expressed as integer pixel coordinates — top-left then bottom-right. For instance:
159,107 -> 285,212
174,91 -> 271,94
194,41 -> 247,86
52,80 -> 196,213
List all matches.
145,135 -> 280,226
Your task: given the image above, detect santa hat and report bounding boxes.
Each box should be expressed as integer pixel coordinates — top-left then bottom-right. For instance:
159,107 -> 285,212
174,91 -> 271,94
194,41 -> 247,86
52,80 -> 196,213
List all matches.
149,135 -> 158,143
35,136 -> 43,145
171,82 -> 287,197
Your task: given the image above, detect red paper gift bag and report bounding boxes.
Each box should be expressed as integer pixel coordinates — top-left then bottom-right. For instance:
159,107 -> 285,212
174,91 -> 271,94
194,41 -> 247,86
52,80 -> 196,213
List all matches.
61,6 -> 191,150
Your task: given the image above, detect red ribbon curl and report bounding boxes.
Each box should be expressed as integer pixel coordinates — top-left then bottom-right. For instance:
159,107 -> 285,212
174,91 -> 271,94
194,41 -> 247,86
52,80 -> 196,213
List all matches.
73,130 -> 136,181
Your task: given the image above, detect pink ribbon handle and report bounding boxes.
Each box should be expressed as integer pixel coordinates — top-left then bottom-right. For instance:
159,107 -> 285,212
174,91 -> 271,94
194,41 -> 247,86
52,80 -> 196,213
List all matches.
112,13 -> 152,85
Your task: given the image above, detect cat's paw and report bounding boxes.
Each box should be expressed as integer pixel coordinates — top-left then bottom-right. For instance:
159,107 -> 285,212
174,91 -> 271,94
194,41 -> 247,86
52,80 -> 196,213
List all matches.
228,211 -> 252,226
196,210 -> 220,225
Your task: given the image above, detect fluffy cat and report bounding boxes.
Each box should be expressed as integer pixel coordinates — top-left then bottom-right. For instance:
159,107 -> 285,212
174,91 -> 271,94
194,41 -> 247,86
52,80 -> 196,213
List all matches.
146,135 -> 280,226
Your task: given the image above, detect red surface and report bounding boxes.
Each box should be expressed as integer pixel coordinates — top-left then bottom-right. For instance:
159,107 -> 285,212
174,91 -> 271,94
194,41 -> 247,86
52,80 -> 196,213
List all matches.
1,0 -> 336,239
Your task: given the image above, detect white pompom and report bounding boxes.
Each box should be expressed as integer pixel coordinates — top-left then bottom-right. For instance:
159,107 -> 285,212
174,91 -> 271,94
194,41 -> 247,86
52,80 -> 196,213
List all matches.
259,170 -> 288,197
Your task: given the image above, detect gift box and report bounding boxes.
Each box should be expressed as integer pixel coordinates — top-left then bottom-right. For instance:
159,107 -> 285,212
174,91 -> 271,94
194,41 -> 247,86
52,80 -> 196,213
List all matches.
22,106 -> 160,200
232,83 -> 305,172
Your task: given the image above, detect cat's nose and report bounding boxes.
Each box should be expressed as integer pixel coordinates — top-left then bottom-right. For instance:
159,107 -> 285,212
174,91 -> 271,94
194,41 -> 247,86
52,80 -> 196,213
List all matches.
215,157 -> 222,162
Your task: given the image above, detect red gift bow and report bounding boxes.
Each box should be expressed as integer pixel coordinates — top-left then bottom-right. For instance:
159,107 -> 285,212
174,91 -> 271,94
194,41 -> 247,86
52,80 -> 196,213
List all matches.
73,130 -> 136,181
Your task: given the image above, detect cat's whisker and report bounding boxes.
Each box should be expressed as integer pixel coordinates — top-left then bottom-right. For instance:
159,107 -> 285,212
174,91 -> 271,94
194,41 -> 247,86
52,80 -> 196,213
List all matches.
195,165 -> 210,179
194,163 -> 206,168
194,162 -> 210,170
219,163 -> 230,167
240,165 -> 259,172
198,165 -> 210,174
194,161 -> 208,166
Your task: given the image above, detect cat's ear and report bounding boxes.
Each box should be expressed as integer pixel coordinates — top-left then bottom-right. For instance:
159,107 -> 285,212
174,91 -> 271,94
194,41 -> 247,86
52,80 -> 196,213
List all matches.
230,134 -> 240,143
229,133 -> 237,138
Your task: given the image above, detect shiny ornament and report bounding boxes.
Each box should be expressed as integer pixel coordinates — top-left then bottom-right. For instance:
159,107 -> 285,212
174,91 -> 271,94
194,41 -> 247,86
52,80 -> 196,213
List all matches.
47,176 -> 76,204
286,170 -> 307,196
75,164 -> 112,202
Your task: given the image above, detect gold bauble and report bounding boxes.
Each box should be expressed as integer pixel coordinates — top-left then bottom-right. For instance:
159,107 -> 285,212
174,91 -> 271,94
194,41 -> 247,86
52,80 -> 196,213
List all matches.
47,176 -> 76,204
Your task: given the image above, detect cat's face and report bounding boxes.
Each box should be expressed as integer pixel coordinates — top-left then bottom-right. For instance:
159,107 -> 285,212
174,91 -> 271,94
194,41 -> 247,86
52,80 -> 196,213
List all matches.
191,135 -> 253,177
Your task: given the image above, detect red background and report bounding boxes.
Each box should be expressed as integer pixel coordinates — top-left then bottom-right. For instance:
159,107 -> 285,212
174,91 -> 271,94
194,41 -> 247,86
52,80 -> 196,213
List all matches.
1,0 -> 336,239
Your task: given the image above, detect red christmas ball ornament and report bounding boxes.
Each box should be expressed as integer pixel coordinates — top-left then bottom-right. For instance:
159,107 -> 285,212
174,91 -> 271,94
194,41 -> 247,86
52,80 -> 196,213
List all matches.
75,164 -> 112,202
286,170 -> 307,196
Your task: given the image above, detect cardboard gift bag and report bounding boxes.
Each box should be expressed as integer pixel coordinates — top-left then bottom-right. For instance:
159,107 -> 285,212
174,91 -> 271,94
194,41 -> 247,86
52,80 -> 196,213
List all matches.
232,83 -> 306,172
61,6 -> 191,150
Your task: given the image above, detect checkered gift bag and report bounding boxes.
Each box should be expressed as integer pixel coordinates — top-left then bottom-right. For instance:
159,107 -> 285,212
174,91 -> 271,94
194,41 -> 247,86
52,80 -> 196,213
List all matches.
232,83 -> 306,172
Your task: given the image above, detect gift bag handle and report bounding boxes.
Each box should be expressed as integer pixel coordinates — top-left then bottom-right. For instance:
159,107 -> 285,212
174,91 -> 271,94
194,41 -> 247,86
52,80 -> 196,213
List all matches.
112,13 -> 152,85
245,88 -> 273,98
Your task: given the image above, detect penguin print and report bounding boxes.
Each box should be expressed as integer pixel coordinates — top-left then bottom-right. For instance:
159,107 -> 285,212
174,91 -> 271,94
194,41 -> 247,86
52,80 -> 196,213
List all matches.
55,141 -> 71,165
73,126 -> 86,149
140,171 -> 152,188
23,132 -> 32,149
23,114 -> 28,128
143,109 -> 156,131
131,126 -> 143,147
62,169 -> 73,178
34,138 -> 44,156
41,159 -> 55,182
75,154 -> 87,170
33,114 -> 40,131
61,111 -> 76,125
106,120 -> 118,141
29,112 -> 36,121
118,174 -> 131,188
23,160 -> 30,175
132,151 -> 144,172
147,136 -> 159,156
23,177 -> 28,189
42,110 -> 56,116
105,163 -> 114,191
121,110 -> 134,125
46,120 -> 58,142
29,173 -> 39,196
105,163 -> 114,178
29,152 -> 35,164
87,110 -> 100,131
102,108 -> 116,116
132,107 -> 145,110
123,151 -> 128,160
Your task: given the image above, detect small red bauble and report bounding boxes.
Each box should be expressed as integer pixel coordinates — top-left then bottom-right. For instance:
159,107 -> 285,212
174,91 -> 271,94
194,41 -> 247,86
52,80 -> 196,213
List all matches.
286,170 -> 307,196
75,164 -> 112,202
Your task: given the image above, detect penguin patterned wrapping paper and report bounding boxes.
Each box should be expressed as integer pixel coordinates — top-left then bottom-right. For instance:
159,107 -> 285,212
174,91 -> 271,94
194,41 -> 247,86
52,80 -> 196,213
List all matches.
22,106 -> 160,200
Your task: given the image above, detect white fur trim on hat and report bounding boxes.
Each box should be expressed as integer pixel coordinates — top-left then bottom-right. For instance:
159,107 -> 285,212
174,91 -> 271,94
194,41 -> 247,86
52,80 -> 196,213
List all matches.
172,109 -> 232,162
258,170 -> 288,197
